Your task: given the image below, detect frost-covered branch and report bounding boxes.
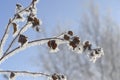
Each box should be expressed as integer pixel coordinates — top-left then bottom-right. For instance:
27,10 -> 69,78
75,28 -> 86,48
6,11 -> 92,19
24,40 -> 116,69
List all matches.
0,70 -> 50,80
0,31 -> 104,64
0,70 -> 67,80
4,22 -> 30,55
0,37 -> 66,64
0,70 -> 50,77
0,17 -> 16,57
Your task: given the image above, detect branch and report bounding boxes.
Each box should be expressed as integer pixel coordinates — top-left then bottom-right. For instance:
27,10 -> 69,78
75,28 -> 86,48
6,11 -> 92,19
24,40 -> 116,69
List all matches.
3,22 -> 30,55
0,17 -> 15,56
0,38 -> 66,64
16,1 -> 33,14
0,70 -> 50,77
0,70 -> 67,80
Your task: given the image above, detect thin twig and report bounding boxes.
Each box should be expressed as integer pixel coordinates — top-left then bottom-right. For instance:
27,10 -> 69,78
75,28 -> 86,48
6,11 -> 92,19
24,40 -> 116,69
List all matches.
0,70 -> 50,77
3,23 -> 29,55
56,32 -> 66,38
3,0 -> 35,54
0,17 -> 16,55
0,38 -> 66,64
16,1 -> 33,14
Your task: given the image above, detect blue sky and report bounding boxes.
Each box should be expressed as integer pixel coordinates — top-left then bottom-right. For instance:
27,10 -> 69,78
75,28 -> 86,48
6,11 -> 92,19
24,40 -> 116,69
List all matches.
0,0 -> 120,80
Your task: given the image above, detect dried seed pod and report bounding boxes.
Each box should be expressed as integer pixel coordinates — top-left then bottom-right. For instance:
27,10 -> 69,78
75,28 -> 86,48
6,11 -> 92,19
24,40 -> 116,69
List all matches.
48,41 -> 51,47
64,35 -> 70,40
52,43 -> 57,49
73,36 -> 80,44
97,48 -> 102,52
95,49 -> 99,54
83,41 -> 91,50
51,73 -> 66,80
10,72 -> 15,79
68,31 -> 73,36
51,73 -> 58,80
32,17 -> 40,27
16,3 -> 22,12
36,26 -> 40,32
69,41 -> 77,49
90,51 -> 94,56
16,4 -> 22,8
88,44 -> 92,50
27,16 -> 34,22
12,23 -> 18,34
18,34 -> 27,46
48,40 -> 57,49
61,75 -> 65,79
29,7 -> 33,12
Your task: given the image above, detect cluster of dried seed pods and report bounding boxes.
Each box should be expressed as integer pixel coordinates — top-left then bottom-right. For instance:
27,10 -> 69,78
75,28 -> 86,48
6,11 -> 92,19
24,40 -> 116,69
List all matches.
48,40 -> 57,50
49,73 -> 66,80
47,31 -> 104,62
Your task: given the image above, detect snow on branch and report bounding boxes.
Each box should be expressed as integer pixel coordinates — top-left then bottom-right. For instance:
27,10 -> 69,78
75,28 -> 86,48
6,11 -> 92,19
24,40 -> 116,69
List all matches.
0,37 -> 66,64
0,70 -> 50,80
0,70 -> 50,77
0,70 -> 67,80
0,18 -> 15,57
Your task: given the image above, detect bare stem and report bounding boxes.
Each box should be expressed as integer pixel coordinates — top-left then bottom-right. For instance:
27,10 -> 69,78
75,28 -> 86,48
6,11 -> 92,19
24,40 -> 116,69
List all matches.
0,70 -> 50,77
